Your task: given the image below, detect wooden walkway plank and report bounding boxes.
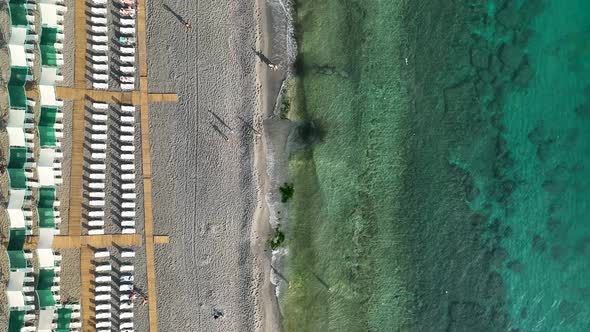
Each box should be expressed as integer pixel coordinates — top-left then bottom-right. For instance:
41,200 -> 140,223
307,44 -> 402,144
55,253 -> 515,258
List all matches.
68,99 -> 84,236
80,246 -> 94,332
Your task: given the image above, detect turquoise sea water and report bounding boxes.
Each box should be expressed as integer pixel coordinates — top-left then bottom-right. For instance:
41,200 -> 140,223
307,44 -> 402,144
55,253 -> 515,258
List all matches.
281,0 -> 590,331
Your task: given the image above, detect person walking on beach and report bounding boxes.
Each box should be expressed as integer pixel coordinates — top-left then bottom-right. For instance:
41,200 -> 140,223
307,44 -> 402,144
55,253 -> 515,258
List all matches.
184,22 -> 192,29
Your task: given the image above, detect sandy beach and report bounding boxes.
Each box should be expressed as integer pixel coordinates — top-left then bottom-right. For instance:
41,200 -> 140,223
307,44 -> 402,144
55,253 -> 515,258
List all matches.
144,0 -> 290,330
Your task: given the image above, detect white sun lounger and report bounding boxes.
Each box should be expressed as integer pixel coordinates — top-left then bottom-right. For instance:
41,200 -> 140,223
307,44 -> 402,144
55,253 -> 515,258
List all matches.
94,250 -> 109,258
120,126 -> 134,133
89,200 -> 105,207
96,312 -> 112,320
121,184 -> 135,192
120,302 -> 133,310
118,27 -> 136,35
92,63 -> 108,71
92,0 -> 108,4
92,114 -> 108,122
95,321 -> 111,328
88,229 -> 105,235
92,73 -> 108,81
92,44 -> 109,52
90,16 -> 107,24
121,193 -> 137,200
95,286 -> 111,293
121,106 -> 135,112
93,102 -> 109,110
91,55 -> 108,63
91,153 -> 107,159
95,264 -> 111,272
118,18 -> 136,26
121,173 -> 135,181
89,173 -> 106,180
119,284 -> 133,292
122,228 -> 136,234
120,154 -> 134,160
118,47 -> 135,55
90,26 -> 108,33
121,220 -> 135,228
120,312 -> 133,319
120,116 -> 135,123
121,83 -> 135,90
95,276 -> 111,284
121,202 -> 135,209
91,36 -> 109,44
91,143 -> 107,150
121,145 -> 135,152
91,124 -> 108,132
69,322 -> 82,329
88,220 -> 105,227
88,182 -> 105,190
89,192 -> 105,198
90,7 -> 107,15
121,164 -> 134,171
120,135 -> 134,142
119,56 -> 135,63
91,134 -> 107,140
88,211 -> 105,218
95,303 -> 112,311
121,211 -> 136,218
119,66 -> 135,74
93,82 -> 108,89
90,163 -> 106,170
120,322 -> 133,329
121,249 -> 135,258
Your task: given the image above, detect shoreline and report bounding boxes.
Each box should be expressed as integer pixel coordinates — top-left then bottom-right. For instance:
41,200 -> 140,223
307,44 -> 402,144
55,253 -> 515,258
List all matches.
252,0 -> 296,330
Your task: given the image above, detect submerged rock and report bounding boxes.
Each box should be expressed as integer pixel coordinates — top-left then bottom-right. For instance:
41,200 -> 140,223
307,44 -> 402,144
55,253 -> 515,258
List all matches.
471,47 -> 491,69
506,260 -> 524,273
496,7 -> 522,29
532,235 -> 546,252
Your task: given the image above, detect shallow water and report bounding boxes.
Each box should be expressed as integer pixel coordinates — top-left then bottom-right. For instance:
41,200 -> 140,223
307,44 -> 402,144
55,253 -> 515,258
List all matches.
281,0 -> 590,331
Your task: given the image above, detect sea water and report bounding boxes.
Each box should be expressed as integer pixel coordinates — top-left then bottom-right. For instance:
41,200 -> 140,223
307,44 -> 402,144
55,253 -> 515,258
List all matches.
281,0 -> 590,331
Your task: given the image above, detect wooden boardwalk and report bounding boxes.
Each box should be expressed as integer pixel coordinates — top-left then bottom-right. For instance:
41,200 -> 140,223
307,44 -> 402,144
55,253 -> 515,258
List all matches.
59,0 -> 176,330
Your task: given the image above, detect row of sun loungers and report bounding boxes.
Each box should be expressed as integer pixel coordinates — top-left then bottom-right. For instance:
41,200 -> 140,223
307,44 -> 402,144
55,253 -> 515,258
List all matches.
84,103 -> 137,234
112,0 -> 137,90
93,246 -> 136,331
86,102 -> 108,234
87,0 -> 110,90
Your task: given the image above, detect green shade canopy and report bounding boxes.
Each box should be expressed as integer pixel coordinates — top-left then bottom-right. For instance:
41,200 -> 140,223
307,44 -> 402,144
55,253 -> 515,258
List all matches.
38,187 -> 57,228
8,2 -> 27,27
38,126 -> 57,147
38,187 -> 56,208
36,289 -> 56,309
8,147 -> 27,168
8,147 -> 28,189
7,85 -> 26,109
39,107 -> 58,126
40,27 -> 58,45
8,169 -> 27,189
57,307 -> 73,329
7,228 -> 26,250
41,28 -> 59,67
40,45 -> 57,67
37,208 -> 55,228
9,66 -> 28,85
7,250 -> 27,270
8,67 -> 28,110
37,268 -> 55,290
8,310 -> 25,332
